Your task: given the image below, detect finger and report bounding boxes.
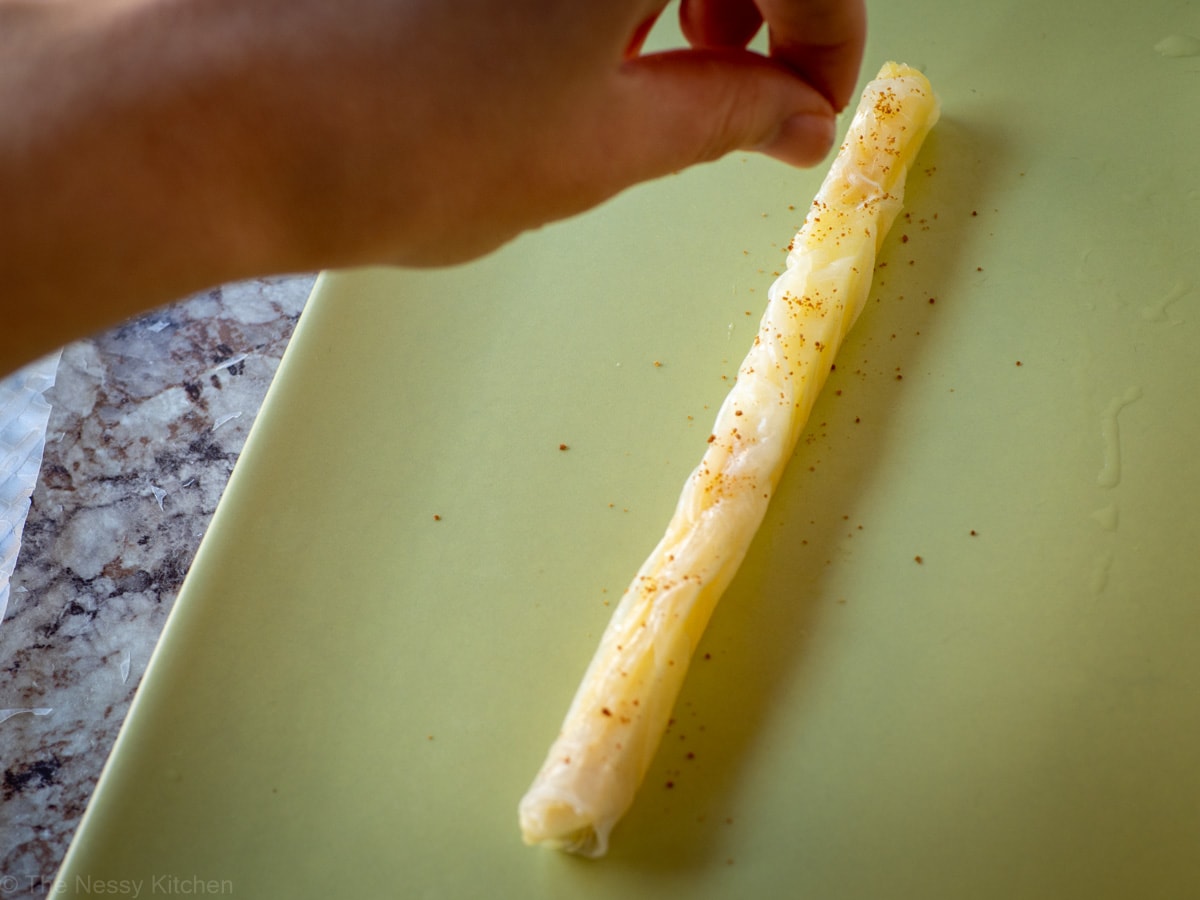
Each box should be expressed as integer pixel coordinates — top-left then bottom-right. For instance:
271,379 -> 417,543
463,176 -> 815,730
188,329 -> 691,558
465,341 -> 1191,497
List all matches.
678,0 -> 764,49
759,0 -> 866,111
623,8 -> 664,58
601,48 -> 836,186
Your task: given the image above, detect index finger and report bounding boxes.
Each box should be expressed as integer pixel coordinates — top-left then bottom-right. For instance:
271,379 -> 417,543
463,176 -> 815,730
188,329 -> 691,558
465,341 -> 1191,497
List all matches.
759,0 -> 866,111
676,0 -> 866,110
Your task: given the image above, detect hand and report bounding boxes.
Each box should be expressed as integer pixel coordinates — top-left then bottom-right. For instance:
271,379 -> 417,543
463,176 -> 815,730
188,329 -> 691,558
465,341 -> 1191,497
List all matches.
0,0 -> 866,372
249,0 -> 868,267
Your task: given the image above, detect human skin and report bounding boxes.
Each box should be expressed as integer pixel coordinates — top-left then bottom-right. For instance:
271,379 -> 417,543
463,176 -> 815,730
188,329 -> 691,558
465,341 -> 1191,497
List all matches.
0,0 -> 865,373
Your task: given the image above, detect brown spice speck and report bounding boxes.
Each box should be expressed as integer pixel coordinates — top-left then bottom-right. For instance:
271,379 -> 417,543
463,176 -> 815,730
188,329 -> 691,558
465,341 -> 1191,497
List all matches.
914,555 -> 924,564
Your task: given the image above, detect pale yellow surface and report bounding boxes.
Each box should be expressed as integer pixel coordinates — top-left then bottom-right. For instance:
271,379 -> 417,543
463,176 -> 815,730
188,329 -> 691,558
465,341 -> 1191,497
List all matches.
54,2 -> 1200,897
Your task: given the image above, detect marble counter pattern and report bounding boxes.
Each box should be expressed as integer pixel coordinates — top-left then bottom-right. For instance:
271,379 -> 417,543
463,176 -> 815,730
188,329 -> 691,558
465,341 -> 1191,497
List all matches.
0,275 -> 315,895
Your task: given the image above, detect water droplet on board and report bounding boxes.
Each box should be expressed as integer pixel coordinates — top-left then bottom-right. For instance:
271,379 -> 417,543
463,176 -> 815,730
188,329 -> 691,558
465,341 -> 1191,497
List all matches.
1075,248 -> 1098,289
1141,280 -> 1192,322
1091,550 -> 1114,595
1091,504 -> 1119,531
1155,34 -> 1200,58
1097,386 -> 1143,488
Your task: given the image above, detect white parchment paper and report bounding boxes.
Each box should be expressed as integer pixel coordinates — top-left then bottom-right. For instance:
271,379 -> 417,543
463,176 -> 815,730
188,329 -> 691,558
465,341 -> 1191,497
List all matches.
0,351 -> 61,625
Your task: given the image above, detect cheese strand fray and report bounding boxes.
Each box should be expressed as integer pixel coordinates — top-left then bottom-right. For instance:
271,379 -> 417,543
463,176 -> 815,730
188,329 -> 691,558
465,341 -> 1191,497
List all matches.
519,62 -> 940,857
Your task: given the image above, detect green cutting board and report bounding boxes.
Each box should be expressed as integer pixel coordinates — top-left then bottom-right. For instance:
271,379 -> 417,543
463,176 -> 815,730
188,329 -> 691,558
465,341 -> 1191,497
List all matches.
53,1 -> 1200,897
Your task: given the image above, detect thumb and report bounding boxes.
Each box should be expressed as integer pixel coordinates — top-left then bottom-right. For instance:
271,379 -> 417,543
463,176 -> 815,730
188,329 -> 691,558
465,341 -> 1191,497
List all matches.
608,48 -> 837,180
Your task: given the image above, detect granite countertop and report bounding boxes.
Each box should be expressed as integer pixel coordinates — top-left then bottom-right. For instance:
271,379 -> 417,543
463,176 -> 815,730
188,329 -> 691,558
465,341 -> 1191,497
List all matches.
0,274 -> 315,894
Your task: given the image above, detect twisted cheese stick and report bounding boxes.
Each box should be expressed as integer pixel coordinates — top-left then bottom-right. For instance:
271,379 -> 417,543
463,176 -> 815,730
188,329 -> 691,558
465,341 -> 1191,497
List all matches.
519,62 -> 940,857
